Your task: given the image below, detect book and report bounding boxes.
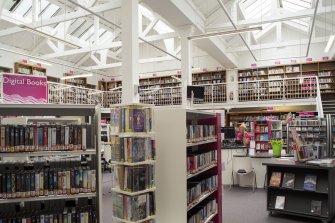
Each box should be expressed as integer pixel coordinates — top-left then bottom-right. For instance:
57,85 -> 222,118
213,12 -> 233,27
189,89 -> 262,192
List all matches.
132,138 -> 145,163
282,173 -> 295,189
269,172 -> 282,187
304,175 -> 317,191
131,194 -> 147,221
133,109 -> 145,132
275,196 -> 285,209
310,200 -> 322,215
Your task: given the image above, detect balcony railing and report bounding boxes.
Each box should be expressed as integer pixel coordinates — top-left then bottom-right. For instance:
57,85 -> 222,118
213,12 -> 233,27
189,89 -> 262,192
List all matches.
238,76 -> 318,102
0,77 -> 322,112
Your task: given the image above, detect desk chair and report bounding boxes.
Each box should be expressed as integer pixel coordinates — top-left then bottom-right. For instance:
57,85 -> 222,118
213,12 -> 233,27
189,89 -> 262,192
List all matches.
230,156 -> 257,192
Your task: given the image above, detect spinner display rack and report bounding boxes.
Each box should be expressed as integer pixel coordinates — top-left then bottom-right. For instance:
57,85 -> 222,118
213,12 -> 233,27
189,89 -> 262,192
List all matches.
0,104 -> 102,222
110,104 -> 156,223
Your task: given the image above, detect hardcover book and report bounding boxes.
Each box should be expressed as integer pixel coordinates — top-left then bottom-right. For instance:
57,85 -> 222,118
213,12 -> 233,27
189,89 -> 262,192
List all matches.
133,109 -> 145,132
275,196 -> 285,209
311,200 -> 322,215
304,175 -> 317,191
282,173 -> 295,189
131,194 -> 147,221
269,172 -> 282,187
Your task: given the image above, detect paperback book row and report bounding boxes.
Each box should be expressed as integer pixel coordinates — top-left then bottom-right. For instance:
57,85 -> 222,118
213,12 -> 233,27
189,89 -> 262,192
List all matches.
110,137 -> 156,163
255,125 -> 268,133
290,119 -> 327,126
187,150 -> 217,175
0,125 -> 89,153
270,172 -> 318,191
112,192 -> 155,222
187,125 -> 217,143
0,208 -> 97,223
188,199 -> 217,223
110,106 -> 153,134
274,195 -> 323,216
256,143 -> 271,151
113,165 -> 154,192
255,134 -> 269,141
0,165 -> 96,199
187,175 -> 217,206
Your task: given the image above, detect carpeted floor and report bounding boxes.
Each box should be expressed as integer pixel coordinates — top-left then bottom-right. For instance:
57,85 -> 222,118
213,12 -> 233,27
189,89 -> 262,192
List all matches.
101,173 -> 330,223
223,186 -> 326,223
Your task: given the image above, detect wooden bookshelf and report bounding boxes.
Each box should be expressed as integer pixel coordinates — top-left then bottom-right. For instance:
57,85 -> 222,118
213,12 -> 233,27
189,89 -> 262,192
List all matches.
0,66 -> 11,73
47,76 -> 60,83
62,73 -> 87,87
14,62 -> 46,76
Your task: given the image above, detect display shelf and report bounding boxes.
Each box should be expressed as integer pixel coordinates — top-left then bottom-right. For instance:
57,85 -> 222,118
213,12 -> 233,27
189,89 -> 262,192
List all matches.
187,188 -> 217,212
111,188 -> 156,196
268,208 -> 329,220
111,132 -> 155,137
268,186 -> 328,195
0,149 -> 96,157
0,193 -> 96,204
187,163 -> 217,179
112,215 -> 156,223
14,62 -> 46,76
187,139 -> 217,147
109,160 -> 156,166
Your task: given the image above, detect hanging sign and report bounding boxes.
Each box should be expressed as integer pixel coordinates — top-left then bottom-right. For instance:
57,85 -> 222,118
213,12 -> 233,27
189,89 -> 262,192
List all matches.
251,63 -> 257,68
306,58 -> 313,62
297,112 -> 315,117
1,73 -> 48,104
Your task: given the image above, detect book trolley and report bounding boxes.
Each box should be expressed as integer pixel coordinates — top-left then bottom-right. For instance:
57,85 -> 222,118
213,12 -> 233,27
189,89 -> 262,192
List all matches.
110,104 -> 156,223
0,104 -> 102,222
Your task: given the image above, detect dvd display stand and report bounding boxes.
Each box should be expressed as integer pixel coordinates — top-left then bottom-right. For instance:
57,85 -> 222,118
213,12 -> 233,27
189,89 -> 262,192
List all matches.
110,104 -> 156,223
0,104 -> 102,222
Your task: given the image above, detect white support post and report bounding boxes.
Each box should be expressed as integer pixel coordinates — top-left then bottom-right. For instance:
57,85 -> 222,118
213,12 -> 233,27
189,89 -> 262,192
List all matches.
180,26 -> 193,108
94,16 -> 100,45
121,0 -> 139,103
276,22 -> 282,43
32,0 -> 39,22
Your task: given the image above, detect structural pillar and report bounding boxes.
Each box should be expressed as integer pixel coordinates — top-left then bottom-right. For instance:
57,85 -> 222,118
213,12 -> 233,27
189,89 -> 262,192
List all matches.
121,0 -> 139,104
180,26 -> 194,108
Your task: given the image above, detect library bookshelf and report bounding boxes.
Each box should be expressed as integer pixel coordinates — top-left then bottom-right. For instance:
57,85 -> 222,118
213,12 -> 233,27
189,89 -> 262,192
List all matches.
14,62 -> 46,76
154,109 -> 222,223
238,60 -> 335,100
0,104 -> 102,222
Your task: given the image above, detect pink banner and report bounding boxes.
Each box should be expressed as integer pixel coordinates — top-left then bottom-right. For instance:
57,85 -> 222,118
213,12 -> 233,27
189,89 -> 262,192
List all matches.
2,73 -> 48,104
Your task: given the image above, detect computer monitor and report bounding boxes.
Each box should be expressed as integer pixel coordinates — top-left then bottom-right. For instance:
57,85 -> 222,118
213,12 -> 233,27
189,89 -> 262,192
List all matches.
221,127 -> 236,139
187,86 -> 205,100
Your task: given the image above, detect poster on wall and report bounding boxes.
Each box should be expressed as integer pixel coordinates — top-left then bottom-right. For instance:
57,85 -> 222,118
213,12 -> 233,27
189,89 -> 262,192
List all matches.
1,73 -> 48,104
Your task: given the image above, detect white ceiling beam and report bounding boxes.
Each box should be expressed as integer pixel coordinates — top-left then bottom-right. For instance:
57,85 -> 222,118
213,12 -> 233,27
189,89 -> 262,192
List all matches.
0,1 -> 121,37
82,55 -> 176,70
254,23 -> 277,41
225,37 -> 327,53
143,0 -> 238,68
208,5 -> 335,30
75,54 -> 91,66
283,21 -> 309,33
236,1 -> 257,44
141,18 -> 159,37
41,32 -> 177,59
0,0 -> 5,17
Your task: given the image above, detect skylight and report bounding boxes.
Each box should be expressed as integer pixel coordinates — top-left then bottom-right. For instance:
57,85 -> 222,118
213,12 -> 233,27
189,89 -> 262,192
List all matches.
282,0 -> 312,12
241,0 -> 272,19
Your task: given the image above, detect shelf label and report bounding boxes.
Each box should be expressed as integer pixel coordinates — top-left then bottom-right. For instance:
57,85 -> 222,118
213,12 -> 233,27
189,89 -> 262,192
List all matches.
322,56 -> 329,61
202,68 -> 208,72
36,63 -> 42,67
291,59 -> 296,64
1,73 -> 48,104
101,119 -> 107,124
275,61 -> 280,65
21,59 -> 28,64
152,73 -> 157,77
251,63 -> 257,68
267,106 -> 273,111
306,58 -> 312,62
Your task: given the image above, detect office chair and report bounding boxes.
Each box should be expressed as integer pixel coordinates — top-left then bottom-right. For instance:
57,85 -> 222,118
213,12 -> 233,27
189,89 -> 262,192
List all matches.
230,156 -> 257,192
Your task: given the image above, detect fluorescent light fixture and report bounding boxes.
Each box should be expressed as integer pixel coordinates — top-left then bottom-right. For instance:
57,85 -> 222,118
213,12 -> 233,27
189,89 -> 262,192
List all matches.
50,86 -> 72,91
192,67 -> 201,71
60,73 -> 93,80
110,86 -> 122,91
19,25 -> 81,49
324,35 -> 335,53
188,26 -> 263,40
30,59 -> 52,66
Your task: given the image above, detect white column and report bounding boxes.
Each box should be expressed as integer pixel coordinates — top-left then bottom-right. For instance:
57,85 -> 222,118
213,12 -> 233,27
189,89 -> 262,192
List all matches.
94,16 -> 100,45
121,0 -> 139,103
180,26 -> 194,108
32,0 -> 38,22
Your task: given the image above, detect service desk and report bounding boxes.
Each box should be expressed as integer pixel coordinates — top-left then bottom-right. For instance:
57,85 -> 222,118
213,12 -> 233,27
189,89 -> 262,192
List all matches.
221,146 -> 293,188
